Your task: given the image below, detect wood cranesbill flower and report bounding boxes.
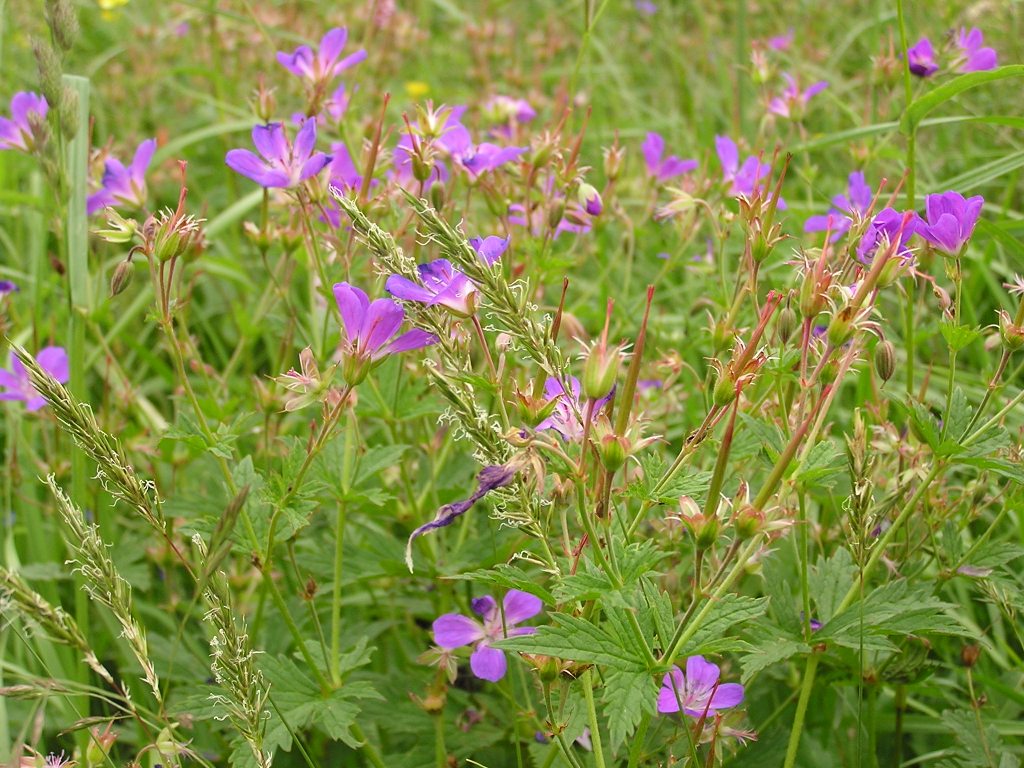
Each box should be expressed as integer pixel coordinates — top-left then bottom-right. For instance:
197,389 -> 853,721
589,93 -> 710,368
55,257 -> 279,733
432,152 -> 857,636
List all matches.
385,236 -> 507,317
333,282 -> 437,386
484,95 -> 536,139
767,73 -> 828,119
0,346 -> 68,411
225,121 -> 330,189
442,123 -> 527,177
916,191 -> 984,256
657,655 -> 745,717
768,29 -> 794,51
0,92 -> 47,153
536,376 -> 612,440
906,37 -> 939,77
715,135 -> 770,199
642,132 -> 698,182
954,27 -> 997,73
276,27 -> 367,86
87,139 -> 156,215
432,589 -> 542,682
805,171 -> 873,240
856,207 -> 919,265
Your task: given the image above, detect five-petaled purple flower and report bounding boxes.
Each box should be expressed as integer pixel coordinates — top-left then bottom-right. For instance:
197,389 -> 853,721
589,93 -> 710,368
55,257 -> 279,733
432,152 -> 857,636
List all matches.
657,655 -> 745,717
856,207 -> 919,265
87,139 -> 156,215
433,589 -> 542,682
916,191 -> 984,256
805,171 -> 873,240
443,123 -> 527,177
333,282 -> 437,386
226,121 -> 330,188
0,92 -> 48,153
715,136 -> 783,207
386,236 -> 507,316
277,27 -> 367,85
906,37 -> 939,77
537,376 -> 611,440
954,27 -> 997,73
0,347 -> 68,412
485,95 -> 536,138
642,132 -> 698,182
767,73 -> 828,119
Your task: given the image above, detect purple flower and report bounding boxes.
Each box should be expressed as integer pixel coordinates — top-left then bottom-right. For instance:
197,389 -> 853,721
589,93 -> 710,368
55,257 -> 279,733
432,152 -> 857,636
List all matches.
0,280 -> 18,295
87,139 -> 156,215
386,236 -> 505,316
406,463 -> 518,569
634,0 -> 658,14
0,346 -> 69,411
657,656 -> 745,717
768,29 -> 794,51
954,28 -> 997,73
856,207 -> 919,265
715,136 -> 783,206
917,191 -> 984,255
226,121 -> 330,188
432,589 -> 542,682
333,282 -> 437,385
276,27 -> 367,85
325,84 -> 353,122
0,92 -> 48,153
642,132 -> 698,182
805,171 -> 873,240
536,376 -> 611,441
767,73 -> 828,119
392,133 -> 449,189
906,37 -> 939,77
484,95 -> 536,138
443,124 -> 526,177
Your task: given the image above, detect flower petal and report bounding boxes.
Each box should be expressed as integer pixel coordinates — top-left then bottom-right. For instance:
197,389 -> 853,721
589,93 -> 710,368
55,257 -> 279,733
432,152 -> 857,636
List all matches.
708,682 -> 744,710
470,644 -> 507,682
502,589 -> 542,625
35,346 -> 69,384
432,613 -> 484,648
685,655 -> 721,690
332,282 -> 370,343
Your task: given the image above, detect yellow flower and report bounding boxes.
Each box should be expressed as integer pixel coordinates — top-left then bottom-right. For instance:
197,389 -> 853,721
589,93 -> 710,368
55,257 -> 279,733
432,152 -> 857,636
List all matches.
98,0 -> 129,9
404,81 -> 430,99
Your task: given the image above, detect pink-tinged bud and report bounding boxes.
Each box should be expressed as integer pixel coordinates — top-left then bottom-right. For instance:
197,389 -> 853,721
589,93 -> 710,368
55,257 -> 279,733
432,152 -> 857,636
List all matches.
577,182 -> 602,216
874,340 -> 896,382
997,309 -> 1024,351
583,300 -> 620,400
252,80 -> 277,123
603,143 -> 624,182
735,505 -> 764,539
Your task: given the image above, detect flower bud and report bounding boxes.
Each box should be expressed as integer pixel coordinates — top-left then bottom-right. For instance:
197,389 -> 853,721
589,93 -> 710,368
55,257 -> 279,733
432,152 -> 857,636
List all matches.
583,348 -> 618,402
826,307 -> 854,347
735,505 -> 764,539
776,305 -> 797,344
997,309 -> 1024,351
577,183 -> 602,216
252,82 -> 277,123
712,367 -> 736,407
597,433 -> 628,473
342,352 -> 372,387
429,181 -> 446,211
412,150 -> 434,183
874,340 -> 896,382
109,258 -> 134,297
603,144 -> 624,182
546,198 -> 567,230
94,208 -> 139,244
960,644 -> 981,668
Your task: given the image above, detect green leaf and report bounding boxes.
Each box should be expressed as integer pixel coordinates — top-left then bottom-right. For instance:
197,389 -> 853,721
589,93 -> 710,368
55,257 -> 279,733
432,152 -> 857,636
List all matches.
793,439 -> 845,488
809,547 -> 855,624
907,399 -> 941,451
955,457 -> 1024,485
496,613 -> 647,671
677,595 -> 768,657
740,625 -> 810,684
602,669 -> 657,752
900,65 -> 1024,133
447,564 -> 556,605
940,322 -> 982,354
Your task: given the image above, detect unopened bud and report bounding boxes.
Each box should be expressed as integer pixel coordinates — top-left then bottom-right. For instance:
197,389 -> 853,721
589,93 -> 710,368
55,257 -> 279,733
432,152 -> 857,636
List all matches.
735,506 -> 764,539
597,433 -> 628,473
997,309 -> 1024,351
577,182 -> 602,216
546,198 -> 566,230
429,181 -> 446,211
776,305 -> 797,344
826,307 -> 854,347
252,83 -> 277,123
712,367 -> 735,407
603,144 -> 624,182
109,258 -> 134,297
411,150 -> 434,183
960,644 -> 981,668
874,340 -> 896,382
583,346 -> 619,401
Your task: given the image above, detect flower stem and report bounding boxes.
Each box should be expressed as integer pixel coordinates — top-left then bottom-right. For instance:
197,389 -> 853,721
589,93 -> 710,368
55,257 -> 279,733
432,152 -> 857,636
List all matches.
582,668 -> 607,768
782,653 -> 820,768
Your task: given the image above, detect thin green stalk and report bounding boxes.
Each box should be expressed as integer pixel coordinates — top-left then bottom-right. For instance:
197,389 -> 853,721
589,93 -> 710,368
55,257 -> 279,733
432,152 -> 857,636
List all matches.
782,653 -> 821,768
895,0 -> 915,207
582,669 -> 607,768
626,710 -> 651,768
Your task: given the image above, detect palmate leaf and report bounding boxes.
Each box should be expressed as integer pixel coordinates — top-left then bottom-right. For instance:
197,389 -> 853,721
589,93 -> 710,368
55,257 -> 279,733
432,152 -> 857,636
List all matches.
816,580 -> 969,651
676,594 -> 768,657
448,564 -> 557,605
603,668 -> 658,753
809,547 -> 855,624
496,613 -> 647,671
739,623 -> 811,684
